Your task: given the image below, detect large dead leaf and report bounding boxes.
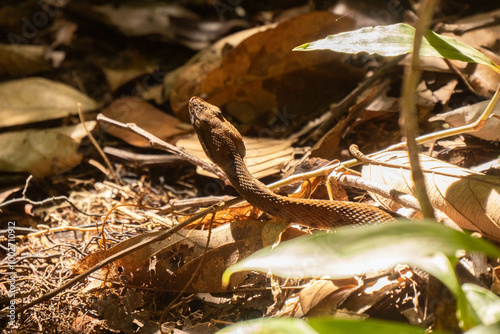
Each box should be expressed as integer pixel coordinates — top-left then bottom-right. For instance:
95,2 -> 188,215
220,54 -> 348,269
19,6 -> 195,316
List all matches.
362,151 -> 500,241
171,11 -> 364,124
429,99 -> 500,142
0,77 -> 97,128
74,221 -> 303,292
160,24 -> 270,105
177,134 -> 296,179
0,121 -> 96,177
101,97 -> 191,146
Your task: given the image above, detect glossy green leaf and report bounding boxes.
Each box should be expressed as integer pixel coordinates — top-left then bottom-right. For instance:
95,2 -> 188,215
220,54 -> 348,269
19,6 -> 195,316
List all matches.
222,220 -> 497,330
217,317 -> 450,334
223,220 -> 500,286
465,322 -> 500,334
308,318 -> 449,334
217,317 -> 318,334
463,283 -> 500,325
294,23 -> 498,72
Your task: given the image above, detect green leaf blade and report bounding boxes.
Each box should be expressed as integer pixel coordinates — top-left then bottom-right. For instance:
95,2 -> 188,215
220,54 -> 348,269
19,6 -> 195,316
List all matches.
308,318 -> 450,334
463,283 -> 500,326
222,220 -> 500,286
217,317 -> 451,334
294,23 -> 415,56
294,23 -> 499,71
423,30 -> 498,70
217,318 -> 318,334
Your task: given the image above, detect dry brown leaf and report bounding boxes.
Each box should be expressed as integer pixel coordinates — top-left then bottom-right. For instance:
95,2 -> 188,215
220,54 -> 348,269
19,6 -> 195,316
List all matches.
100,53 -> 156,92
297,279 -> 359,317
161,25 -> 269,106
133,221 -> 304,292
101,97 -> 191,146
429,99 -> 500,142
171,11 -> 364,123
0,121 -> 96,177
0,44 -> 64,77
362,151 -> 500,241
0,77 -> 97,128
183,202 -> 261,228
310,113 -> 352,159
363,80 -> 399,114
75,221 -> 292,292
432,79 -> 458,105
0,186 -> 22,204
177,134 -> 295,179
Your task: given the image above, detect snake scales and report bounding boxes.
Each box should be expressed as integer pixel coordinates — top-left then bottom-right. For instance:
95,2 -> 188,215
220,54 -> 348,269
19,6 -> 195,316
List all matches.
189,97 -> 395,228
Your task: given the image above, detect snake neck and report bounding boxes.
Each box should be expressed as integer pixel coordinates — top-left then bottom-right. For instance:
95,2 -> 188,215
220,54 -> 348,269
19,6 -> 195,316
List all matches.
218,145 -> 395,227
223,152 -> 273,199
221,149 -> 298,219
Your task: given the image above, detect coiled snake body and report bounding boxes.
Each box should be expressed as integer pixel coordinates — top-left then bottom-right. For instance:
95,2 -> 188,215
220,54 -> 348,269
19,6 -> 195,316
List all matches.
189,97 -> 395,228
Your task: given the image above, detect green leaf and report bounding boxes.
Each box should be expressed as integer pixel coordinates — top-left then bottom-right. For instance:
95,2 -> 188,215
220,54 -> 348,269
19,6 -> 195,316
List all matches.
294,23 -> 416,56
294,23 -> 499,72
463,283 -> 500,325
222,220 -> 497,330
217,317 -> 451,334
308,318 -> 449,334
223,220 -> 500,287
217,318 -> 318,334
465,322 -> 500,334
424,30 -> 498,70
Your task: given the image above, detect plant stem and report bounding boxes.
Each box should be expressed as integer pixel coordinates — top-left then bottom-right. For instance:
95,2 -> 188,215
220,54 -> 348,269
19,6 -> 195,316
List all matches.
401,0 -> 439,220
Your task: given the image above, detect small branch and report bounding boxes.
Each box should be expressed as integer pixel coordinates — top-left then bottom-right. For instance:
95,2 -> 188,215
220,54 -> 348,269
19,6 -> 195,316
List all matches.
298,55 -> 405,142
0,196 -> 102,217
96,114 -> 229,184
78,103 -> 119,184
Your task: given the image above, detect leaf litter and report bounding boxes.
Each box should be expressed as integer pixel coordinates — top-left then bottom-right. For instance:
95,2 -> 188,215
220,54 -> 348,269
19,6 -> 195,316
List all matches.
1,2 -> 500,333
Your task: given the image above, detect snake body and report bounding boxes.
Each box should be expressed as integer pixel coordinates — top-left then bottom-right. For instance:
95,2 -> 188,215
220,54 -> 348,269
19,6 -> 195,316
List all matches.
189,97 -> 395,228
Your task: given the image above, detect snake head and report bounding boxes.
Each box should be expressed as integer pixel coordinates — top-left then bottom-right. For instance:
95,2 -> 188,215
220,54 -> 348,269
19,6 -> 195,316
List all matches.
188,97 -> 246,169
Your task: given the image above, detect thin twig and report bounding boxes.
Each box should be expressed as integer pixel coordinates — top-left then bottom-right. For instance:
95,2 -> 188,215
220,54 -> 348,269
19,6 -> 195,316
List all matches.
0,196 -> 102,217
300,54 -> 405,143
77,103 -> 119,184
96,114 -> 229,184
9,196 -> 243,315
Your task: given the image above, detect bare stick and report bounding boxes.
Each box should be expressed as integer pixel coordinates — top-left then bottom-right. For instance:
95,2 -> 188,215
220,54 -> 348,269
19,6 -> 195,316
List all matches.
96,114 -> 229,184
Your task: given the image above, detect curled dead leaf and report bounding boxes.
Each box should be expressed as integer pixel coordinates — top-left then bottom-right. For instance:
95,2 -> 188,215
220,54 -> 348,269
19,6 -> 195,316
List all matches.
0,44 -> 64,77
362,151 -> 500,241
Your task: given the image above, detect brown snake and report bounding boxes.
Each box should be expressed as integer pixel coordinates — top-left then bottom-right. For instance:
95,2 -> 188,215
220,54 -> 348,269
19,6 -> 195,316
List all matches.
189,97 -> 395,228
